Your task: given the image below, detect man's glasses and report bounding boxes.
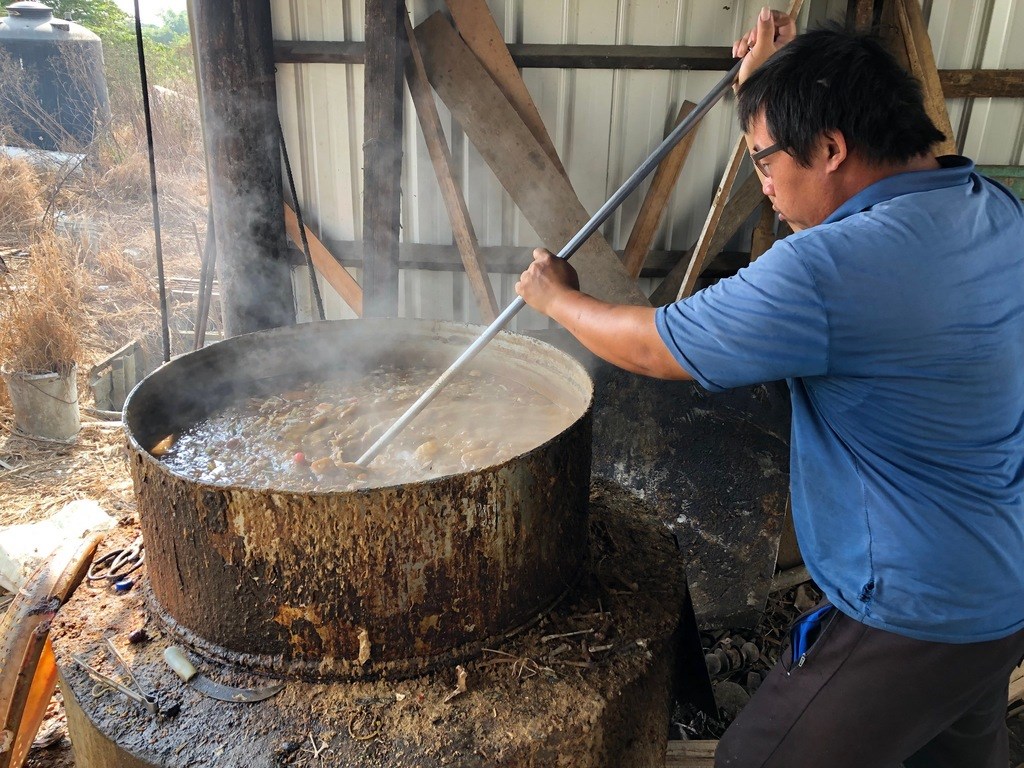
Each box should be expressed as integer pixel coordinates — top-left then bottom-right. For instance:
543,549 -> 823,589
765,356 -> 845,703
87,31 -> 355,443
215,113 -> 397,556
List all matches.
750,142 -> 784,178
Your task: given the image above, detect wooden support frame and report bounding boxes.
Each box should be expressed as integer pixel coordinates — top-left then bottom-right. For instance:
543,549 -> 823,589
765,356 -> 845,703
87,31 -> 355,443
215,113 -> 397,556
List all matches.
361,0 -> 406,317
274,42 -> 1024,100
403,13 -> 498,321
313,238 -> 743,277
940,70 -> 1024,99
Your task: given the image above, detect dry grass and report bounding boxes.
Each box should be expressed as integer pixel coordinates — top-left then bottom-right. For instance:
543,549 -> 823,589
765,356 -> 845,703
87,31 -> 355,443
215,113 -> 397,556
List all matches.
92,151 -> 151,204
0,233 -> 82,376
0,34 -> 218,535
0,155 -> 45,242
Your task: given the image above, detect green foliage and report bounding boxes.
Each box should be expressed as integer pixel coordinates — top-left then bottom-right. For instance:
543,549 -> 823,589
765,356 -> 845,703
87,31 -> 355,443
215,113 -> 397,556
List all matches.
46,2 -> 193,83
49,0 -> 129,37
146,10 -> 189,45
139,9 -> 193,82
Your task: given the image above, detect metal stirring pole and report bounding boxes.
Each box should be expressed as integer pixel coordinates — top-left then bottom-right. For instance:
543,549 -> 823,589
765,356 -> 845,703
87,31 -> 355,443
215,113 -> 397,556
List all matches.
357,59 -> 744,467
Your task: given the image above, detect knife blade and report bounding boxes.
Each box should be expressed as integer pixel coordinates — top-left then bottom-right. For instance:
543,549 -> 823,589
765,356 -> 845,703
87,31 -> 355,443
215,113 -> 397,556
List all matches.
163,646 -> 284,703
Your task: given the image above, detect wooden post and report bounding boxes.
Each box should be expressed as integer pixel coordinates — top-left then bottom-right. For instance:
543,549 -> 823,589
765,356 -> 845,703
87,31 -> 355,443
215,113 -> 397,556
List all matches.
189,0 -> 295,336
362,0 -> 406,317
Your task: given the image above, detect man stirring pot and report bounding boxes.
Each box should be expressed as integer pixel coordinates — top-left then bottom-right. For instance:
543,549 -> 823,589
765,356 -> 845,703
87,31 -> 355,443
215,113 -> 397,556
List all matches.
516,8 -> 1024,767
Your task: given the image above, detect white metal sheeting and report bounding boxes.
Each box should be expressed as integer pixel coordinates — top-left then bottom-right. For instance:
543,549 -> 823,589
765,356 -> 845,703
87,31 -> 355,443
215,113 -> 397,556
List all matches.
272,0 -> 1023,326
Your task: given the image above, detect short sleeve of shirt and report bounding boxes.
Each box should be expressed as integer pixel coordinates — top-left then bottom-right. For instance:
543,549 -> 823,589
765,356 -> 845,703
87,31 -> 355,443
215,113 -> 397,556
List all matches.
655,241 -> 830,391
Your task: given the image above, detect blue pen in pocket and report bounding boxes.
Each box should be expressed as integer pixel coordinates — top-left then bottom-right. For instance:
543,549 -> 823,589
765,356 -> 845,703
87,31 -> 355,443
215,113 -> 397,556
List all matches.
789,602 -> 835,670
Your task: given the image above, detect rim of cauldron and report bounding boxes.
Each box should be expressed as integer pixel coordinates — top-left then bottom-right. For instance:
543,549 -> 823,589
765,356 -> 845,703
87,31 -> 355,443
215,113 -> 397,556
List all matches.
122,318 -> 595,496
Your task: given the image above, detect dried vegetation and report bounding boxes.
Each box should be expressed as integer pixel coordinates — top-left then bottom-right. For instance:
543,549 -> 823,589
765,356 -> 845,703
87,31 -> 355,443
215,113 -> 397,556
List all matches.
0,231 -> 82,376
0,51 -> 208,524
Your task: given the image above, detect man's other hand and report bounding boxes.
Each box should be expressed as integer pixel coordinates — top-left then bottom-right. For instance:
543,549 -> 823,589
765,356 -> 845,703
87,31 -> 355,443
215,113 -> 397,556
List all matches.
732,6 -> 797,87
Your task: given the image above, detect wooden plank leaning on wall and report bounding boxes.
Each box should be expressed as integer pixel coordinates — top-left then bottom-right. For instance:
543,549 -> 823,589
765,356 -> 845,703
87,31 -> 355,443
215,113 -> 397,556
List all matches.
402,12 -> 499,322
652,0 -> 804,306
415,12 -> 650,307
283,204 -> 363,317
442,0 -> 629,301
622,101 -> 701,280
444,0 -> 566,178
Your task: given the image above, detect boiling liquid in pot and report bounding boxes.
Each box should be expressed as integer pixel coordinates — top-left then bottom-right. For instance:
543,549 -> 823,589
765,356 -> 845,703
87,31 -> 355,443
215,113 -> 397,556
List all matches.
158,365 -> 575,491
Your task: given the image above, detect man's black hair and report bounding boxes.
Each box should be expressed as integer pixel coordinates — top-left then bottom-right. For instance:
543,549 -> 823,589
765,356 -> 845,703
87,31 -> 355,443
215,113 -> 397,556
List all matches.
736,26 -> 946,166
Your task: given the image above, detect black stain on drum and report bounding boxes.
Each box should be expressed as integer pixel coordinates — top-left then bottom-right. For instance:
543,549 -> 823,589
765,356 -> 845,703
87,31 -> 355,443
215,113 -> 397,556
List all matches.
202,490 -> 229,533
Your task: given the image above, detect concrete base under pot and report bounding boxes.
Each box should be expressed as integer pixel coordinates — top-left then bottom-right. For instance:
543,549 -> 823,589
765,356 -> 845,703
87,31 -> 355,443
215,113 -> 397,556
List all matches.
53,479 -> 711,768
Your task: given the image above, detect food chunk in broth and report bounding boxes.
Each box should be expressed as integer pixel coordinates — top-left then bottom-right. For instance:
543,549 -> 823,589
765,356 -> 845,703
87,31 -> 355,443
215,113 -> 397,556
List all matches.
158,365 -> 575,491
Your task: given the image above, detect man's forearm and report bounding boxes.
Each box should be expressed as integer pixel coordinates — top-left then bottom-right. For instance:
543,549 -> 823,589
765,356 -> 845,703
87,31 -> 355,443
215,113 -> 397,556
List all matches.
546,290 -> 692,380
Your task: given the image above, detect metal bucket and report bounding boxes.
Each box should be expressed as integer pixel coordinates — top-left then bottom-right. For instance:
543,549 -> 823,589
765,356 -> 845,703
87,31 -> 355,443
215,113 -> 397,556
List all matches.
2,364 -> 80,440
123,319 -> 593,680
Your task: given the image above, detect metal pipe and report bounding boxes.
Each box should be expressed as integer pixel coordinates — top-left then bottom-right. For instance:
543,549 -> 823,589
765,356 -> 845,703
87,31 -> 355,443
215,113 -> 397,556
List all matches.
357,58 -> 743,467
132,0 -> 170,363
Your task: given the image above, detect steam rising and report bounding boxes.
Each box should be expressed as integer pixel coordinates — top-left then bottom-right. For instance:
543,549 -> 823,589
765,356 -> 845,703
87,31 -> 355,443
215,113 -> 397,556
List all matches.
140,319 -> 592,494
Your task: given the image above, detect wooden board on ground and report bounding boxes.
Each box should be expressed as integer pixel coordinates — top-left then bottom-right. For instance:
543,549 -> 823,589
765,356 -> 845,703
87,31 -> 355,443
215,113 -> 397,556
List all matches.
666,739 -> 717,767
415,12 -> 650,307
1011,662 -> 1024,705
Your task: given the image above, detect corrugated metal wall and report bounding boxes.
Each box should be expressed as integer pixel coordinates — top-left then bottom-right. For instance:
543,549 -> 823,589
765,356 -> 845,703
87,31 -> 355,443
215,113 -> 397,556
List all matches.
272,0 -> 1024,327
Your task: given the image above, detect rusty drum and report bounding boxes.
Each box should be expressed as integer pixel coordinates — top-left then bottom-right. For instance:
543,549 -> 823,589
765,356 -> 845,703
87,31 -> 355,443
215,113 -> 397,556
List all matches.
124,319 -> 593,680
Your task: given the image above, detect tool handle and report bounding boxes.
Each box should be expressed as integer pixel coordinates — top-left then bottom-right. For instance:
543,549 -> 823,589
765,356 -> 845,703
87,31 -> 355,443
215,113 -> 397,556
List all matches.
355,58 -> 744,467
163,645 -> 198,683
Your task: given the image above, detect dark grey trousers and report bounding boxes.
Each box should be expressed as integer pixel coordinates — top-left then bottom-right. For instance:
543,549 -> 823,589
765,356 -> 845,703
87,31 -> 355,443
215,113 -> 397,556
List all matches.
715,606 -> 1024,768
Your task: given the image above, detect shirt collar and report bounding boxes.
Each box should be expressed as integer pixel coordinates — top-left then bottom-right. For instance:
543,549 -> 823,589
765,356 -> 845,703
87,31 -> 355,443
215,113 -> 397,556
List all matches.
823,155 -> 975,225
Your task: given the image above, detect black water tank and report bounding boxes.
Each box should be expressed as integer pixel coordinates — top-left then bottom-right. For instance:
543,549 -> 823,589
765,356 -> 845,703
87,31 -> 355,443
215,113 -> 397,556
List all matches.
0,1 -> 111,151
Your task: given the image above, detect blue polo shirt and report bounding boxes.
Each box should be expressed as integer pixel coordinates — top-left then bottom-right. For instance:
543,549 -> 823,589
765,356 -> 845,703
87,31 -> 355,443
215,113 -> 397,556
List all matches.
656,157 -> 1024,643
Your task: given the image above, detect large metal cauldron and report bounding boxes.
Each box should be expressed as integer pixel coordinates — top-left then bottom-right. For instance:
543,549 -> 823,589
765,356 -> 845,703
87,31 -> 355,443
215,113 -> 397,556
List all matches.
124,319 -> 593,680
